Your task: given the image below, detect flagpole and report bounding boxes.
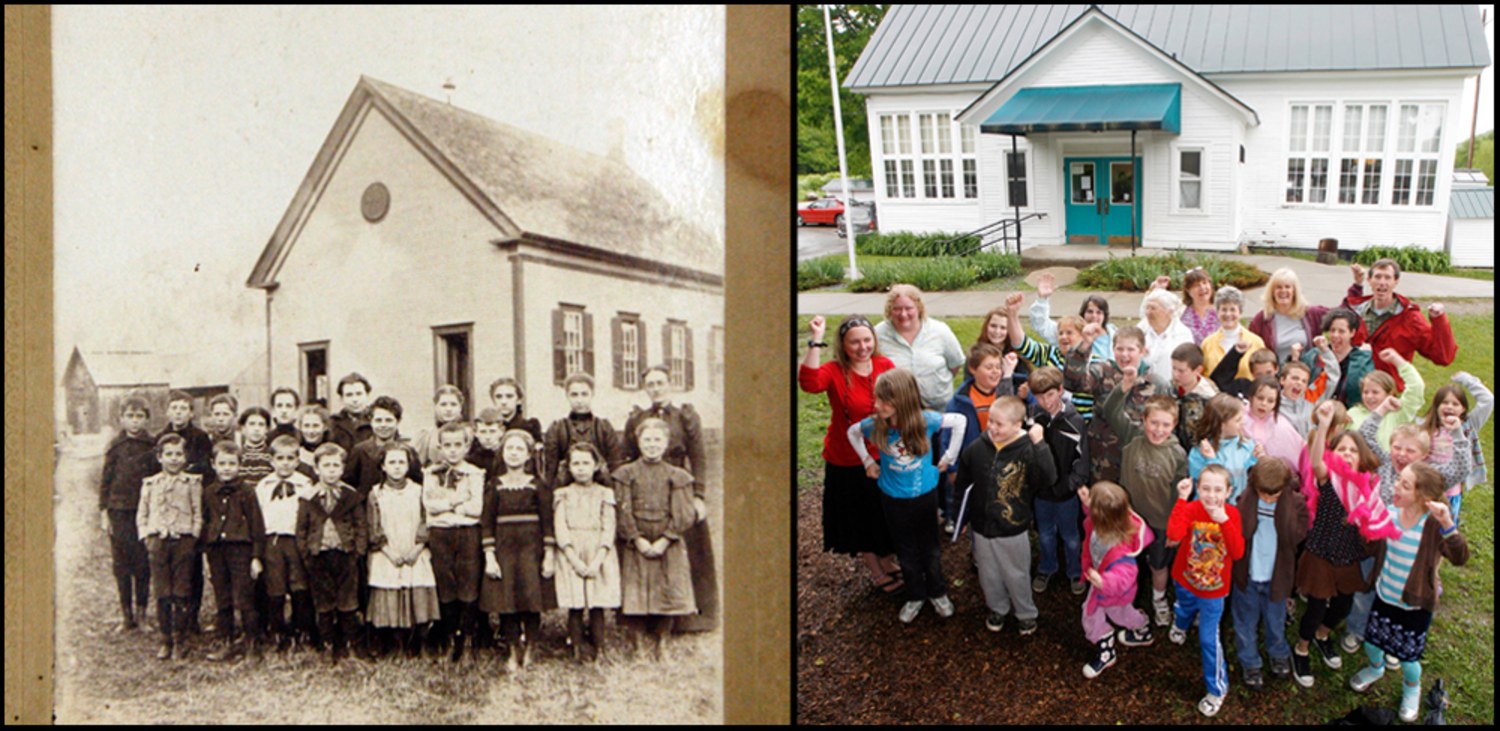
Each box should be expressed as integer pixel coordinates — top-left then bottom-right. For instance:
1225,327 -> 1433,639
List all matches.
824,4 -> 859,280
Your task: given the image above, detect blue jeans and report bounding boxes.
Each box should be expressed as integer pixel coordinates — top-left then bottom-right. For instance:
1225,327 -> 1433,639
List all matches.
1231,580 -> 1289,670
1174,585 -> 1228,697
1346,556 -> 1377,640
1034,496 -> 1081,580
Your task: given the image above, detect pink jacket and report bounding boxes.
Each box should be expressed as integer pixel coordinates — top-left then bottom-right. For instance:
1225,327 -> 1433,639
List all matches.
1080,504 -> 1153,614
1324,450 -> 1401,542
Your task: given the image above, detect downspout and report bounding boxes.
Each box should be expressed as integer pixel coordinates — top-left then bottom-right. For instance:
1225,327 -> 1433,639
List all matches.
265,286 -> 275,395
1011,134 -> 1021,257
1130,129 -> 1138,255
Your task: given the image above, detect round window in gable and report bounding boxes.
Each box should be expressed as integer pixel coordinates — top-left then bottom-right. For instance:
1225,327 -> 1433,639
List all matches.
361,182 -> 390,222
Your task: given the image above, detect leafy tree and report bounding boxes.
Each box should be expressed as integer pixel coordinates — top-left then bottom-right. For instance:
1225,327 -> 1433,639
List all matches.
1453,129 -> 1494,185
796,5 -> 887,178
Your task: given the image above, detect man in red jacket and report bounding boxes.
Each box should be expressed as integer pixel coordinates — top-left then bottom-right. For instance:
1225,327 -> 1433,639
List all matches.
1341,259 -> 1455,392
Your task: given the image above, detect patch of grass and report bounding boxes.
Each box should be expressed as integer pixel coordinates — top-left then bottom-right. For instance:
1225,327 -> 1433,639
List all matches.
1447,269 -> 1494,281
798,255 -> 847,290
1247,246 -> 1321,262
1076,252 -> 1269,291
842,254 -> 1023,293
797,311 -> 1494,723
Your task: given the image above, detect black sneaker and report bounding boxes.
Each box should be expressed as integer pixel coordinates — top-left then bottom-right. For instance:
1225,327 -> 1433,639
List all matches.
1243,665 -> 1265,691
1017,617 -> 1038,636
984,611 -> 1006,633
1083,636 -> 1116,679
1269,654 -> 1291,679
1291,650 -> 1314,688
1313,635 -> 1344,669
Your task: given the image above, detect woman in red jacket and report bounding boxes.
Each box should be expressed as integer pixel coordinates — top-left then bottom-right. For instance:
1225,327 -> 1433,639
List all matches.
799,315 -> 900,592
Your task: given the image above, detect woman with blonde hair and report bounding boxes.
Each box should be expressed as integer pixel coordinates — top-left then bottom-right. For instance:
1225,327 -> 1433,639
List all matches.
1249,268 -> 1331,364
873,284 -> 966,410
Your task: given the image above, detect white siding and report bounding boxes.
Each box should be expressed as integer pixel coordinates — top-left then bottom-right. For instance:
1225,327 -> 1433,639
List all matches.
1216,73 -> 1469,251
269,104 -> 514,431
1447,218 -> 1493,267
864,91 -> 987,235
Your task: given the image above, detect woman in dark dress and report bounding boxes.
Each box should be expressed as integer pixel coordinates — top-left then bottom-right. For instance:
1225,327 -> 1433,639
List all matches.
622,365 -> 718,632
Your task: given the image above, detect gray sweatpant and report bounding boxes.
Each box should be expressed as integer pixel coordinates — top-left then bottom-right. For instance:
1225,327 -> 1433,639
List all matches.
972,532 -> 1037,621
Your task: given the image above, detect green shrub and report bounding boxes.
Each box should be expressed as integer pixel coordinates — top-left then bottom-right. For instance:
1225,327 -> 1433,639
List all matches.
1354,245 -> 1452,274
1076,252 -> 1269,291
855,231 -> 981,257
841,253 -> 1020,293
797,255 -> 846,290
969,252 -> 1022,281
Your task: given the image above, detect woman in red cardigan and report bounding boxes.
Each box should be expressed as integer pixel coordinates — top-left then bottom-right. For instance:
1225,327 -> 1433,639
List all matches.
799,315 -> 901,592
1248,268 -> 1331,365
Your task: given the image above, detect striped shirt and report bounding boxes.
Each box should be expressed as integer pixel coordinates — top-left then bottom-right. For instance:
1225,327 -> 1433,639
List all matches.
1015,333 -> 1094,421
1375,514 -> 1427,610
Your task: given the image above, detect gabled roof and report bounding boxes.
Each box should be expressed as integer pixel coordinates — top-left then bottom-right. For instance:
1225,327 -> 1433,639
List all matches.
847,5 -> 1492,91
66,348 -> 169,389
248,76 -> 720,289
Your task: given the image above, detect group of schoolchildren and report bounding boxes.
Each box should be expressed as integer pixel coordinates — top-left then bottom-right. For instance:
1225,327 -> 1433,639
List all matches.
100,367 -> 715,668
839,261 -> 1487,720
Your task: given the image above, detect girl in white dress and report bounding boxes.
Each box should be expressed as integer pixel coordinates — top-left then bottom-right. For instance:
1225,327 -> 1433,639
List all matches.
553,443 -> 621,661
366,444 -> 440,656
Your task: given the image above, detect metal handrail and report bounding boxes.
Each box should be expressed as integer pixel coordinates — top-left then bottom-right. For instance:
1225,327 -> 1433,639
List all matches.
932,213 -> 1049,257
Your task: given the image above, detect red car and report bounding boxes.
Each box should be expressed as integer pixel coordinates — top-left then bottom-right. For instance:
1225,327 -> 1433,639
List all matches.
796,198 -> 844,227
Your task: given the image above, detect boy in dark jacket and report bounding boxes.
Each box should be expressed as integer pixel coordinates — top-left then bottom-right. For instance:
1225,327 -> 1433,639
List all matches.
1231,458 -> 1310,689
940,342 -> 1011,534
296,442 -> 369,663
100,397 -> 157,632
201,441 -> 267,661
954,396 -> 1056,635
1026,367 -> 1090,596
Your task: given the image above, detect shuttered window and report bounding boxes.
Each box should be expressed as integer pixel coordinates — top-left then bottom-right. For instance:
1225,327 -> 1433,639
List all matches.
612,313 -> 646,390
552,304 -> 593,384
662,320 -> 694,391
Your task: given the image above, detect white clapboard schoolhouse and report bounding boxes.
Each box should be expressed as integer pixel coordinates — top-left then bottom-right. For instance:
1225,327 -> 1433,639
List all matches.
246,77 -> 724,429
845,5 -> 1491,257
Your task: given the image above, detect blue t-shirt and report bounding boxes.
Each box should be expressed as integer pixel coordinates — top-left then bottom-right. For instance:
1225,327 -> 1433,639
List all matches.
860,411 -> 943,499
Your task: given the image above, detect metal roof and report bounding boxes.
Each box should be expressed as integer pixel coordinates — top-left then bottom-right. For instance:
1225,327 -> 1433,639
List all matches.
846,5 -> 1491,90
1450,188 -> 1494,220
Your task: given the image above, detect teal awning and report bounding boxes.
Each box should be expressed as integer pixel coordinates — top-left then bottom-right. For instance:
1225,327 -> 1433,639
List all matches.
981,84 -> 1181,135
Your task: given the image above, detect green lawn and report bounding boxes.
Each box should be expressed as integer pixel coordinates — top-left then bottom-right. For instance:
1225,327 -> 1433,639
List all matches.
797,311 -> 1495,724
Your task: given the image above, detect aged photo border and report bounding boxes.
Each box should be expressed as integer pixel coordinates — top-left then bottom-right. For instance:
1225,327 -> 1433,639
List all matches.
3,5 -> 789,724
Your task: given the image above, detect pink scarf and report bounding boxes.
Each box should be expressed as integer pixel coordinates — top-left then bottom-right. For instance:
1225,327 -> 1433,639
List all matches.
1323,450 -> 1401,542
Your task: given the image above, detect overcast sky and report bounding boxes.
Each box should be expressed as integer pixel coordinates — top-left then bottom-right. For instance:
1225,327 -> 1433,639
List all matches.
53,6 -> 725,384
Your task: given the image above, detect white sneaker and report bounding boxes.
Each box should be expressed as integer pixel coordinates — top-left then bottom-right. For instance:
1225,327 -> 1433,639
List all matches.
1169,625 -> 1187,645
1197,693 -> 1224,718
1153,597 -> 1172,627
899,601 -> 923,624
931,595 -> 954,618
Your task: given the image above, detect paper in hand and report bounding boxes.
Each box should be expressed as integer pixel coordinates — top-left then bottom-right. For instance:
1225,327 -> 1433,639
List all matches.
951,484 -> 974,544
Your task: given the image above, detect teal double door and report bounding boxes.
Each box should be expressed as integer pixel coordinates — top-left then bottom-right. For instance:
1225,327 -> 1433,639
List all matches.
1064,156 -> 1141,245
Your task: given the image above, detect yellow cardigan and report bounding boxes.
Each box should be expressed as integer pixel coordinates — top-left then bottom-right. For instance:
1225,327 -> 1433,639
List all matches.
1201,327 -> 1268,382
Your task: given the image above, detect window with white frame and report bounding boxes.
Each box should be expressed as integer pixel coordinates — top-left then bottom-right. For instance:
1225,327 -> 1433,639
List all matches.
879,112 -> 977,202
1392,103 -> 1443,206
612,312 -> 645,390
552,304 -> 593,384
1337,103 -> 1387,206
1286,104 -> 1333,203
1178,148 -> 1202,210
961,125 -> 978,199
663,320 -> 693,391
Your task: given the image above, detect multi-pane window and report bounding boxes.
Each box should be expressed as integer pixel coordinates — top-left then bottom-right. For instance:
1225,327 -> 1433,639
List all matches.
1290,101 -> 1441,207
879,112 -> 978,202
1006,152 -> 1027,207
612,313 -> 646,390
1393,103 -> 1443,206
1286,104 -> 1333,203
708,325 -> 724,394
552,304 -> 593,384
663,320 -> 693,391
1178,149 -> 1202,210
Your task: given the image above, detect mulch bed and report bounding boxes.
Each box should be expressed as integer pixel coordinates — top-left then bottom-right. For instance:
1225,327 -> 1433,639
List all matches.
796,489 -> 1381,724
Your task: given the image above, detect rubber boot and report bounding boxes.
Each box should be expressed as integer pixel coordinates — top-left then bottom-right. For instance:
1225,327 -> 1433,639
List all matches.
116,585 -> 137,632
316,611 -> 336,659
172,600 -> 190,660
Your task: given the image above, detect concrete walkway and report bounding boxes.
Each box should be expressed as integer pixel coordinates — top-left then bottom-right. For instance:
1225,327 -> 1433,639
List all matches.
798,246 -> 1494,318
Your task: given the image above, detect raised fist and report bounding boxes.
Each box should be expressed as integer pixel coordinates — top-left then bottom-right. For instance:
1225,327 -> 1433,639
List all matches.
1351,263 -> 1366,285
1198,439 -> 1217,461
1313,335 -> 1329,351
810,315 -> 827,341
1028,423 -> 1045,444
1176,477 -> 1194,501
1428,302 -> 1446,319
1378,348 -> 1404,366
1005,292 -> 1025,310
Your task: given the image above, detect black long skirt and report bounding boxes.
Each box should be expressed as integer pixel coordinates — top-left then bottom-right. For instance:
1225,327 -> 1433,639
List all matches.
822,462 -> 896,556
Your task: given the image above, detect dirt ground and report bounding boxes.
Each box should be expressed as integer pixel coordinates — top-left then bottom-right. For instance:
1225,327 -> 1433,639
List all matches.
795,489 -> 1448,725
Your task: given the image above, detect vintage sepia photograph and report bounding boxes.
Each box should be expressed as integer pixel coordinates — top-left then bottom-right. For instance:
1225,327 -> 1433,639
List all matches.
52,6 -> 726,724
